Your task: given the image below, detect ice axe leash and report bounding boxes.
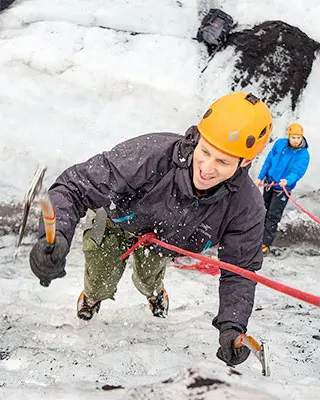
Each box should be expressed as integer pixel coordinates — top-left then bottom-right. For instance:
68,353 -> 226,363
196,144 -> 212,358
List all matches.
15,165 -> 56,287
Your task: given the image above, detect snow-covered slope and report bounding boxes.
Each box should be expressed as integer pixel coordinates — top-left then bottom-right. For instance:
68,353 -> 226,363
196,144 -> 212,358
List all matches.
0,1 -> 319,399
0,233 -> 319,399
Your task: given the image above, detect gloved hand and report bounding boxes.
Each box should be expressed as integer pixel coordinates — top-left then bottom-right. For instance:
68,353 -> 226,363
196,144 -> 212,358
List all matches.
29,232 -> 69,286
217,328 -> 251,366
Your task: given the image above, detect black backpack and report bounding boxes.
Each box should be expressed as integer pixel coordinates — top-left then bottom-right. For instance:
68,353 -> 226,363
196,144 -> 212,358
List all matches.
197,9 -> 234,51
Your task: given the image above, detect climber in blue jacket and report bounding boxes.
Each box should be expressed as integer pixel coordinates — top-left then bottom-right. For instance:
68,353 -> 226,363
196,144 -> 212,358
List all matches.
256,123 -> 310,253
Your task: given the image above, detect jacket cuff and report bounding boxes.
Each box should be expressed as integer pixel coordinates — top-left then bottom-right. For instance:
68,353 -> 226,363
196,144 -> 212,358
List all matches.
212,317 -> 246,333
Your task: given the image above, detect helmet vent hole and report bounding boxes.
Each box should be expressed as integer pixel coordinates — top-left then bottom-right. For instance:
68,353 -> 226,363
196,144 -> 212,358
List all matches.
258,127 -> 267,139
203,109 -> 212,119
246,136 -> 255,148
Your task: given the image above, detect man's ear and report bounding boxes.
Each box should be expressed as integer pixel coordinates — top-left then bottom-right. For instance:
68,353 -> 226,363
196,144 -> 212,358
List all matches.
240,159 -> 252,168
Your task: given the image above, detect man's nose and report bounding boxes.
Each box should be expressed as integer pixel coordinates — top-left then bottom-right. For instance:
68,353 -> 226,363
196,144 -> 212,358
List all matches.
202,159 -> 215,173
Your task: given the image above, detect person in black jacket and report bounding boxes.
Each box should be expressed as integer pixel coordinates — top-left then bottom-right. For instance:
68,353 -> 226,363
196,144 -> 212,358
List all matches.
30,92 -> 273,367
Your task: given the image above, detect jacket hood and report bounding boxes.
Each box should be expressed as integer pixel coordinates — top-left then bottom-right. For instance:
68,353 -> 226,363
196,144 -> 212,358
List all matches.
172,125 -> 200,169
300,136 -> 308,148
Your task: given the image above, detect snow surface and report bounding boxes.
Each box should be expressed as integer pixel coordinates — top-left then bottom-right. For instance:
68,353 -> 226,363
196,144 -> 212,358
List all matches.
0,0 -> 319,399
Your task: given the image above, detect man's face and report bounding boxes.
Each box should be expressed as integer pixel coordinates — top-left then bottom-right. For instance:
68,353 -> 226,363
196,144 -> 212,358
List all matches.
289,134 -> 303,148
192,137 -> 251,190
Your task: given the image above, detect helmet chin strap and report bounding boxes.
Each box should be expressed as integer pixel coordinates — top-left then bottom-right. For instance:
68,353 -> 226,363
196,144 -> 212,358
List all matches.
237,157 -> 244,168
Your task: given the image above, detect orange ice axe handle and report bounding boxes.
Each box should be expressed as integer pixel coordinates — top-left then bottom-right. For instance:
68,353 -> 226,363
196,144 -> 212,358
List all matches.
39,192 -> 56,287
234,334 -> 270,376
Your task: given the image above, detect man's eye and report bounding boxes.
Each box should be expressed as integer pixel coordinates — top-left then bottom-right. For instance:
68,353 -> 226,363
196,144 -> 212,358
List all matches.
202,149 -> 210,155
218,159 -> 227,165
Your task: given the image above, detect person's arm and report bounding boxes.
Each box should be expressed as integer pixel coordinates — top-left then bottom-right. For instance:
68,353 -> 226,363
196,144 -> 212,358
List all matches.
213,202 -> 265,333
212,203 -> 265,365
32,150 -> 142,284
284,150 -> 310,188
30,133 -> 178,285
40,133 -> 177,245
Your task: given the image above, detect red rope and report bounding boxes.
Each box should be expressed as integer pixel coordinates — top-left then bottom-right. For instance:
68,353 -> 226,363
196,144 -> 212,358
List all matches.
121,233 -> 320,307
282,187 -> 320,224
174,260 -> 220,275
262,183 -> 320,224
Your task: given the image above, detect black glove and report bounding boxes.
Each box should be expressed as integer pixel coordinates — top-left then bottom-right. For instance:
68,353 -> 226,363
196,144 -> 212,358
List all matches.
217,328 -> 251,366
29,233 -> 69,286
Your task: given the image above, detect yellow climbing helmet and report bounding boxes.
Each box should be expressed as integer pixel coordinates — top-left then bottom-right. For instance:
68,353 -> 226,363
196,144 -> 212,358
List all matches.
197,92 -> 273,159
288,123 -> 303,136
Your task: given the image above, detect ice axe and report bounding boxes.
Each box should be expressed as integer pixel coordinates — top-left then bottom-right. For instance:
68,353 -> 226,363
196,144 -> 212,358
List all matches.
234,334 -> 270,376
15,165 -> 56,287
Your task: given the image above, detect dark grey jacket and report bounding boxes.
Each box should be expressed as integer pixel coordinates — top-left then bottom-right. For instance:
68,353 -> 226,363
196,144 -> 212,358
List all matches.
46,127 -> 266,333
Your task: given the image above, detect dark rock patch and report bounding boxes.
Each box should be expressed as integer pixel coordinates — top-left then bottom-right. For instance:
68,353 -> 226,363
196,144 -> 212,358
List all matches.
0,202 -> 40,236
228,21 -> 320,110
187,376 -> 229,389
0,0 -> 16,12
101,384 -> 124,391
274,220 -> 320,249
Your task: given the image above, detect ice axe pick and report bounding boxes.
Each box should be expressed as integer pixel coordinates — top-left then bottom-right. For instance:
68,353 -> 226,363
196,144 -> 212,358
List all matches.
15,165 -> 56,287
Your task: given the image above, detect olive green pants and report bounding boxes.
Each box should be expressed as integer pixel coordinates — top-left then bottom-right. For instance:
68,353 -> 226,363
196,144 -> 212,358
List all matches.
82,225 -> 166,301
